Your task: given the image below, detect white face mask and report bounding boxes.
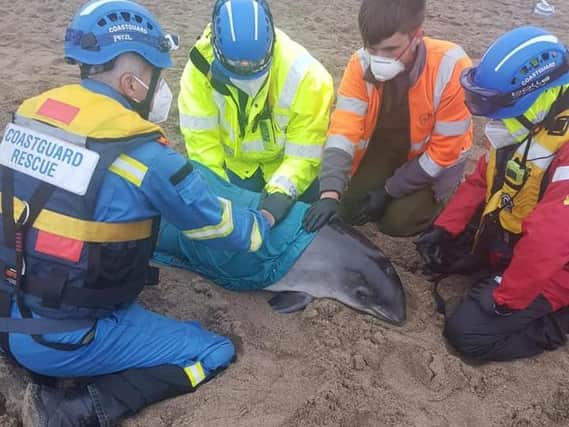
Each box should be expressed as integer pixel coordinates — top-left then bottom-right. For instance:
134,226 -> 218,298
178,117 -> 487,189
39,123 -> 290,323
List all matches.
230,72 -> 268,98
484,120 -> 518,149
368,53 -> 406,82
133,76 -> 173,124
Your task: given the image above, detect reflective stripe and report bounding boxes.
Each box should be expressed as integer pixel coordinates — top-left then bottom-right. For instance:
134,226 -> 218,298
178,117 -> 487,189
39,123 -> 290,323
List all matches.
0,193 -> 153,242
241,139 -> 265,152
108,154 -> 148,187
275,114 -> 290,130
276,136 -> 286,147
511,110 -> 548,141
356,49 -> 374,96
278,53 -> 315,109
179,113 -> 218,130
534,110 -> 548,123
517,140 -> 555,170
495,35 -> 559,71
249,217 -> 262,252
184,361 -> 206,388
358,139 -> 369,150
512,128 -> 530,141
356,48 -> 370,72
224,2 -> 237,42
220,118 -> 234,140
336,95 -> 368,116
268,174 -> 298,198
14,114 -> 87,146
184,197 -> 235,240
80,0 -> 117,16
418,151 -> 444,177
410,136 -> 429,152
433,46 -> 467,110
434,118 -> 471,136
213,92 -> 235,141
285,141 -> 322,159
324,134 -> 355,157
553,166 -> 569,183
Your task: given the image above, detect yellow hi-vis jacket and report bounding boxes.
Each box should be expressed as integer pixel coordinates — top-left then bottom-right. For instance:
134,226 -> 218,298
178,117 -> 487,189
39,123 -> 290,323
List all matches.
178,24 -> 334,198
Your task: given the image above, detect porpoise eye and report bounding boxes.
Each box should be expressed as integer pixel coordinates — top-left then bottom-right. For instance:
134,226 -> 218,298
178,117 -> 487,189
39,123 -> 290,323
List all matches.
356,289 -> 369,301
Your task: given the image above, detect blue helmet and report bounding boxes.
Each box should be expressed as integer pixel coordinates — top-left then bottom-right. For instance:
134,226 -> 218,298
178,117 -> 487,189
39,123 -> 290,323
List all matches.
64,0 -> 179,69
460,26 -> 569,119
211,0 -> 275,80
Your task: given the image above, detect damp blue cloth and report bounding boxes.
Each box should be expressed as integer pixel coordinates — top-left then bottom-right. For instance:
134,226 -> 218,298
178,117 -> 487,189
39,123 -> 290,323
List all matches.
152,162 -> 317,290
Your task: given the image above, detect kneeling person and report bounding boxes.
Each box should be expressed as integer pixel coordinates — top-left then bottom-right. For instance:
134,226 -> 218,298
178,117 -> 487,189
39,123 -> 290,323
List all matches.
0,1 -> 272,425
304,0 -> 473,236
179,0 -> 334,226
416,26 -> 569,361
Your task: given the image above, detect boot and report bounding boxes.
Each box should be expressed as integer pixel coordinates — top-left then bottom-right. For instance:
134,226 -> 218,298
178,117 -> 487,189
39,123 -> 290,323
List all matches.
22,383 -> 103,427
22,364 -> 196,427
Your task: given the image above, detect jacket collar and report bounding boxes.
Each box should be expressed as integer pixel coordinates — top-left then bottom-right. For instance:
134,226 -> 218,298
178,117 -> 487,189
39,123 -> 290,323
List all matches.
80,79 -> 133,110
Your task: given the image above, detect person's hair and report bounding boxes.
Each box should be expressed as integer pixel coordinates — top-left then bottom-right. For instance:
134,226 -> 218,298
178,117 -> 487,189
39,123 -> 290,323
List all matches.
89,53 -> 148,91
358,0 -> 426,46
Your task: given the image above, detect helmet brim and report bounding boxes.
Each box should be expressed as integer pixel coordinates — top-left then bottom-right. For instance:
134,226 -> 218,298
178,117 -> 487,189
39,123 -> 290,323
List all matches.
211,58 -> 271,81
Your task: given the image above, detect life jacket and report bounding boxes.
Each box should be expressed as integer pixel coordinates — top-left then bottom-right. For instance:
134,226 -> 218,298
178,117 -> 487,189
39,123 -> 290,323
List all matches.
477,99 -> 569,267
0,84 -> 165,335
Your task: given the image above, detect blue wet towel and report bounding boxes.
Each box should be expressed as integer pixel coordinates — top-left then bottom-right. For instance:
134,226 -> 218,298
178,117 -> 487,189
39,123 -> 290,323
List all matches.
152,162 -> 317,290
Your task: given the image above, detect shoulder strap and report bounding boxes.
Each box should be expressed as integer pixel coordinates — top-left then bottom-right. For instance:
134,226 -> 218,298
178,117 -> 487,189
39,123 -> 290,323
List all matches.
189,47 -> 211,76
189,47 -> 231,97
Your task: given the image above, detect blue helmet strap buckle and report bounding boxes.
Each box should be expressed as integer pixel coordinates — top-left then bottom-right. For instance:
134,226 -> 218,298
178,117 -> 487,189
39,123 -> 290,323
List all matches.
80,32 -> 100,51
160,34 -> 180,53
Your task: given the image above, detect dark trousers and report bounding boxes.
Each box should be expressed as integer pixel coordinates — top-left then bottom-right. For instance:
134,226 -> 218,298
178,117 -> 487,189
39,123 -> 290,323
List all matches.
338,132 -> 442,237
444,281 -> 569,361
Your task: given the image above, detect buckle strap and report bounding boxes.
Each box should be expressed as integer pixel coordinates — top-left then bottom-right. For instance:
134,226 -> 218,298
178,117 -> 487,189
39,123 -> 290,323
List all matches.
189,47 -> 231,97
0,192 -> 154,243
24,276 -> 142,309
189,47 -> 211,76
0,283 -> 14,361
1,166 -> 16,249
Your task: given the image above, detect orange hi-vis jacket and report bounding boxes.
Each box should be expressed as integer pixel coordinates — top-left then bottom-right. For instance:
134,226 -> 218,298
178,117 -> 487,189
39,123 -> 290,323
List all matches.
321,38 -> 474,199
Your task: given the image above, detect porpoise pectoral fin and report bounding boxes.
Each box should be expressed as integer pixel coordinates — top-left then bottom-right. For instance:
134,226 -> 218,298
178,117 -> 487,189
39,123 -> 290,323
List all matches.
267,292 -> 315,314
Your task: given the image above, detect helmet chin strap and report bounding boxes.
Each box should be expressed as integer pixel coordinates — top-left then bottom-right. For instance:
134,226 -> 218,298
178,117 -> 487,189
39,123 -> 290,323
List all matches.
128,67 -> 162,120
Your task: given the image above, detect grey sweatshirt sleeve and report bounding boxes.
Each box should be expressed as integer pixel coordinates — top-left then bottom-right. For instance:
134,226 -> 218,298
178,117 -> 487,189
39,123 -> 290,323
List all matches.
385,157 -> 432,198
319,147 -> 353,195
385,156 -> 466,202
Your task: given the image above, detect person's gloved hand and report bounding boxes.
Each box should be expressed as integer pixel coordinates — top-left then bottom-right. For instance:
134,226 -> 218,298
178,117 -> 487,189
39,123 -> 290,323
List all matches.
258,190 -> 294,225
302,197 -> 339,232
414,225 -> 452,273
350,187 -> 393,226
469,277 -> 513,316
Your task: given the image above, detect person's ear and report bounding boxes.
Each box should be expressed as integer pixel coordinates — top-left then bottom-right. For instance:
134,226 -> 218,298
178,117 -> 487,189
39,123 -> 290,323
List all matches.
119,73 -> 138,99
